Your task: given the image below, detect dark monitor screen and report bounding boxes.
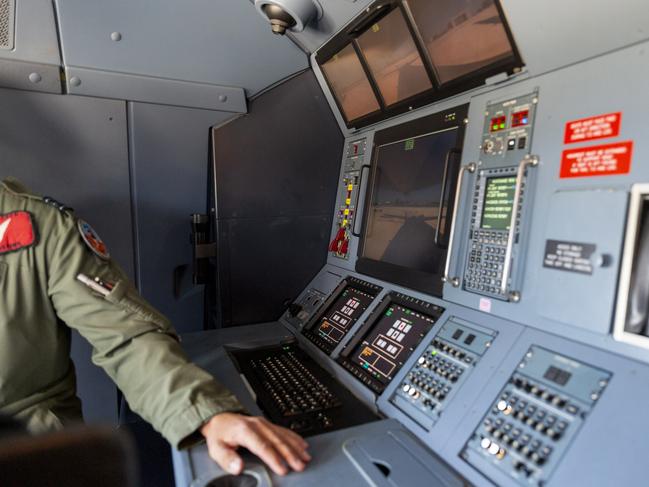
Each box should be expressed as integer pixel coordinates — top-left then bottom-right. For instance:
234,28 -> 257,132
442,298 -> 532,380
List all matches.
481,176 -> 516,230
320,44 -> 381,122
348,303 -> 436,386
356,7 -> 432,106
407,0 -> 516,85
306,285 -> 376,353
360,128 -> 458,273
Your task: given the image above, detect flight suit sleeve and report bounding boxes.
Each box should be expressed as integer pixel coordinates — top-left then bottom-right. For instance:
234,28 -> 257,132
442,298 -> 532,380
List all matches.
46,217 -> 244,448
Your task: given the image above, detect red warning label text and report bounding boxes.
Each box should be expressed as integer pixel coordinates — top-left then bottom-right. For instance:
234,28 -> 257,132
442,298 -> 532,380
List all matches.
560,141 -> 633,178
564,112 -> 621,144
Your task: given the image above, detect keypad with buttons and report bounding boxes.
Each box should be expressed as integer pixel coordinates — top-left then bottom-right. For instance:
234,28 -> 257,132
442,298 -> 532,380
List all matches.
391,319 -> 496,429
463,166 -> 520,300
462,346 -> 611,486
464,229 -> 509,297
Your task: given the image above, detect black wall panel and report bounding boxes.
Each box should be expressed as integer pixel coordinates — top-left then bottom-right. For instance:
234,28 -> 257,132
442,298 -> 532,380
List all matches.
212,71 -> 343,326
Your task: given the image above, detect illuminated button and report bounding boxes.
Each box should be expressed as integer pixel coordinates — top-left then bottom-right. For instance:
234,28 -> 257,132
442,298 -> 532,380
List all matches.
344,209 -> 350,215
347,184 -> 353,191
402,384 -> 410,393
345,198 -> 351,205
497,400 -> 508,412
342,219 -> 348,226
496,448 -> 507,460
408,388 -> 417,397
481,438 -> 491,449
488,443 -> 500,455
418,356 -> 426,365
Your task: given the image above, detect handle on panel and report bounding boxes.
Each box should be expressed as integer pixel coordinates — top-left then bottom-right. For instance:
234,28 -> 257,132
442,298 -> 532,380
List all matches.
442,162 -> 476,287
500,154 -> 540,300
352,164 -> 372,237
434,148 -> 462,248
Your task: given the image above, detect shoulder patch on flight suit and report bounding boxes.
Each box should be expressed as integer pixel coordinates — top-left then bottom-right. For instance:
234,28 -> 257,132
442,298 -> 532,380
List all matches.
0,211 -> 37,254
77,219 -> 110,260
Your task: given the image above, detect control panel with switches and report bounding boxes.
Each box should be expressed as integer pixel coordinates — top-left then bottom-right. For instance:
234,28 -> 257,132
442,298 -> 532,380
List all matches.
459,92 -> 540,302
329,138 -> 367,259
283,288 -> 327,329
462,346 -> 611,486
391,318 -> 496,429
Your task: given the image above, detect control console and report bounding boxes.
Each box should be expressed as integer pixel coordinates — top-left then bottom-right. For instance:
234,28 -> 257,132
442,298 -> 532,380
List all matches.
329,138 -> 368,259
455,92 -> 540,302
462,346 -> 611,486
392,318 -> 496,429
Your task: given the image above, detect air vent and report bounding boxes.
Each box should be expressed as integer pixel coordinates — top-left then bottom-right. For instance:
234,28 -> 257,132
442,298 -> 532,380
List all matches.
0,0 -> 15,50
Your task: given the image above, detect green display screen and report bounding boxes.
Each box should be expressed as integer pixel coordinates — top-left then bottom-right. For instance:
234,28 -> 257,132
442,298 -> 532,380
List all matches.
481,176 -> 516,230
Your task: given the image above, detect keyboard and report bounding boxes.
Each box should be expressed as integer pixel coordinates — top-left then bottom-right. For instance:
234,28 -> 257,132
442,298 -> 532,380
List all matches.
254,348 -> 342,417
229,342 -> 378,436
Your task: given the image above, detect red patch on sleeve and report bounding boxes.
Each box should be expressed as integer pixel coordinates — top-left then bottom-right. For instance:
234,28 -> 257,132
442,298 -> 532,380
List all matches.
0,211 -> 37,254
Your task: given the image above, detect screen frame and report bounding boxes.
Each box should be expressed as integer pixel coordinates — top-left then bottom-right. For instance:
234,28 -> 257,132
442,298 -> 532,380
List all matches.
337,291 -> 445,393
355,103 -> 469,297
315,0 -> 524,129
301,276 -> 383,355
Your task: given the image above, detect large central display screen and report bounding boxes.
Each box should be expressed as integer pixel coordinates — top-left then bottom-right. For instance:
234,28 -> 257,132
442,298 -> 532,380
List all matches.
361,128 -> 458,273
349,303 -> 435,385
481,176 -> 516,230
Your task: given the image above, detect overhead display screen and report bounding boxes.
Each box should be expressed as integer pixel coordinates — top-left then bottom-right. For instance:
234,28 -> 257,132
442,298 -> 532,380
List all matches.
361,128 -> 458,274
481,176 -> 516,230
349,303 -> 435,385
321,44 -> 381,121
305,285 -> 376,354
407,0 -> 515,84
356,7 -> 432,106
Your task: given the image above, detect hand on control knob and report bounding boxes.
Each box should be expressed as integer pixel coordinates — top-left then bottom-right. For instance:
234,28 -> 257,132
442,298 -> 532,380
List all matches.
201,413 -> 311,476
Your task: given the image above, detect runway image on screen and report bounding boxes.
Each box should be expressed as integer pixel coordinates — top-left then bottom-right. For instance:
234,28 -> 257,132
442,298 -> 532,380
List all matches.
361,128 -> 459,275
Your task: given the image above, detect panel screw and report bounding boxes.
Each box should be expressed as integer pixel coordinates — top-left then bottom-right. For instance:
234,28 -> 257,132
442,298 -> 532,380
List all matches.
28,72 -> 42,83
69,76 -> 82,87
218,94 -> 228,102
110,32 -> 122,42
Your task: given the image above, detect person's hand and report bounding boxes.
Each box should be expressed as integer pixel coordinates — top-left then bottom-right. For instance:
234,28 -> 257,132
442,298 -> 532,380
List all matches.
200,412 -> 311,476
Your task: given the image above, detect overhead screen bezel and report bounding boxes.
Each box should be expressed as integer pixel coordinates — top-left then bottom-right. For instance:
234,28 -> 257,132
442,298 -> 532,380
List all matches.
355,103 -> 469,297
315,0 -> 524,129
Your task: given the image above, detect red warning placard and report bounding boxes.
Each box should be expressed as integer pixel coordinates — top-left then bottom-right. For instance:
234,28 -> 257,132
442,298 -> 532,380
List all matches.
560,141 -> 633,178
564,112 -> 621,144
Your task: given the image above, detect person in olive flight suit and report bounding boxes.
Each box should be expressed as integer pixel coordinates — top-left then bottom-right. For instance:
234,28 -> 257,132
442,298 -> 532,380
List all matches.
0,178 -> 310,476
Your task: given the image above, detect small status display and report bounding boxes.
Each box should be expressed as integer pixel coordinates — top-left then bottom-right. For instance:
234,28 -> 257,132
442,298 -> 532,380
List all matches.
490,115 -> 507,132
481,176 -> 517,231
350,304 -> 435,385
511,109 -> 530,128
309,286 -> 375,352
543,365 -> 572,386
